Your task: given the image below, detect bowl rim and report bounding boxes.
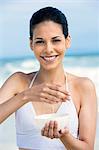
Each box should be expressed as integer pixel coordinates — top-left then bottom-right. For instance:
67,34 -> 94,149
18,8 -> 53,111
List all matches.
34,113 -> 69,120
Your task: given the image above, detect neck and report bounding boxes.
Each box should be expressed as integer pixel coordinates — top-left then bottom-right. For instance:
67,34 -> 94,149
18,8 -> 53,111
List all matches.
37,64 -> 66,85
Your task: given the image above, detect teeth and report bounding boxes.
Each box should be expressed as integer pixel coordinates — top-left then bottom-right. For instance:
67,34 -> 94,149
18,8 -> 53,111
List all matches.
43,56 -> 56,61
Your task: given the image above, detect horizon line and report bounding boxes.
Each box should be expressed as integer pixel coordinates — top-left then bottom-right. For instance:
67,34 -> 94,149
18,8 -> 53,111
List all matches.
0,52 -> 99,61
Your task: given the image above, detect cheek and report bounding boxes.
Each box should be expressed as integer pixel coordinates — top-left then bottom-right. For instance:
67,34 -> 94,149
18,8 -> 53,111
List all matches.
33,45 -> 42,54
56,45 -> 66,54
56,41 -> 66,52
34,44 -> 44,52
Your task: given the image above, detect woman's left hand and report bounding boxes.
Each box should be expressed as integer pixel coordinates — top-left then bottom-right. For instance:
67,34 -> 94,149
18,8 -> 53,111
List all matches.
41,121 -> 69,139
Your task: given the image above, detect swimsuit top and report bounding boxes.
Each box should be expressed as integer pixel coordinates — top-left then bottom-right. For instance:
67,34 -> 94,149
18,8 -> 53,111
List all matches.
15,72 -> 78,150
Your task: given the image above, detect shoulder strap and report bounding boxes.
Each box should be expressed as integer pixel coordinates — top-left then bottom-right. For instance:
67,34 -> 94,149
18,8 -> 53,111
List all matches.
65,72 -> 69,91
29,72 -> 38,88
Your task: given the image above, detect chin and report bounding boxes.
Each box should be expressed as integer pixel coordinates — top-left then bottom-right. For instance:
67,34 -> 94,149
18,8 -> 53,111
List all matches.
40,63 -> 61,71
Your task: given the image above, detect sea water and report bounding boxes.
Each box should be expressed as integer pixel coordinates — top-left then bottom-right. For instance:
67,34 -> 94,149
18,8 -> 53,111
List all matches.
0,55 -> 99,150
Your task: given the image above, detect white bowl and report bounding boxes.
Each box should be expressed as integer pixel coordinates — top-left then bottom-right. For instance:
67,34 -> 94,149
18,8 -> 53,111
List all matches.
34,113 -> 69,130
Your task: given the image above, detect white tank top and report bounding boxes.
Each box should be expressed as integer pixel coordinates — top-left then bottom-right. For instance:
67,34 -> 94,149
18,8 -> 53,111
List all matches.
15,72 -> 78,150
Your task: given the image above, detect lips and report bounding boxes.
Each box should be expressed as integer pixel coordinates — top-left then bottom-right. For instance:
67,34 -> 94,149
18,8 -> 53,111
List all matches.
40,55 -> 59,62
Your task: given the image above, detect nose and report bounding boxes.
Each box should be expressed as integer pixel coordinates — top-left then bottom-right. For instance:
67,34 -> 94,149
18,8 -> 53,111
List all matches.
44,42 -> 53,54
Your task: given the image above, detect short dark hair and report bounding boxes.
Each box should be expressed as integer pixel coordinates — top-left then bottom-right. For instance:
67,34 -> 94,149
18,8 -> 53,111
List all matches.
30,7 -> 68,40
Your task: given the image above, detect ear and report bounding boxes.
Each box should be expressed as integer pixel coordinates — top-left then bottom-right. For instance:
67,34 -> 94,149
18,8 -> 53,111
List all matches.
65,35 -> 71,49
29,39 -> 34,51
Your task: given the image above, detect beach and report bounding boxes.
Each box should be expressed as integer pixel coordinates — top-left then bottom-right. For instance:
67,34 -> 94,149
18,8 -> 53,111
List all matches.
0,55 -> 99,150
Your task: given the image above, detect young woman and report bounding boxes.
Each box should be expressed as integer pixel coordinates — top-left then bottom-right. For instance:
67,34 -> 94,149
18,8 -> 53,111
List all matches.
0,7 -> 97,150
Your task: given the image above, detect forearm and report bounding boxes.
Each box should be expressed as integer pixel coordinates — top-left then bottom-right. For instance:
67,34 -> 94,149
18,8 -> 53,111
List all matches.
60,133 -> 93,150
0,92 -> 29,124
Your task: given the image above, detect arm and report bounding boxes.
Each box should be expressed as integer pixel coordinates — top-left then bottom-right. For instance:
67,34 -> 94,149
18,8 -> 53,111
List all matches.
0,72 -> 69,124
41,78 -> 97,150
0,72 -> 29,123
60,78 -> 97,150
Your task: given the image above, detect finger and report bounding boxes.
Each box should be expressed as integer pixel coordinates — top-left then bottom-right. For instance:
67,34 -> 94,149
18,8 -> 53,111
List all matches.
42,86 -> 70,101
48,121 -> 54,139
45,88 -> 70,101
61,127 -> 69,134
53,121 -> 60,138
46,84 -> 70,96
43,122 -> 49,137
59,127 -> 69,137
40,93 -> 61,103
40,97 -> 57,104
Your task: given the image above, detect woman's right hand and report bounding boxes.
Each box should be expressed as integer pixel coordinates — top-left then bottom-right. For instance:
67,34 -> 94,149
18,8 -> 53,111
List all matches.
22,83 -> 70,104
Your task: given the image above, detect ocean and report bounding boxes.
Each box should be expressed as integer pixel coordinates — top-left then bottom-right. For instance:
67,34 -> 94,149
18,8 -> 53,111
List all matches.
0,55 -> 99,150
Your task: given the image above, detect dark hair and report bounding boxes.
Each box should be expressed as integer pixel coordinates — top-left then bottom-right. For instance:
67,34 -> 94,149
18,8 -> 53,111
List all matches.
30,7 -> 68,40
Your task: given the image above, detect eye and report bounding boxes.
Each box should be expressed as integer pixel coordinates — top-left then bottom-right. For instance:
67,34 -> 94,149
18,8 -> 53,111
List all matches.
35,41 -> 44,44
53,39 -> 61,43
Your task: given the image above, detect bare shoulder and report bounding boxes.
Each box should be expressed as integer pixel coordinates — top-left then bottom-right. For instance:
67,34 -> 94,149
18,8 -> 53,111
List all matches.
3,71 -> 36,91
69,74 -> 96,98
69,73 -> 95,91
0,71 -> 34,103
69,73 -> 96,104
1,71 -> 29,90
76,76 -> 95,94
10,71 -> 32,87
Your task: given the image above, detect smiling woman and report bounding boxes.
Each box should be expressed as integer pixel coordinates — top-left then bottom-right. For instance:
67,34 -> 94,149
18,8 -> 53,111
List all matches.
0,6 -> 97,150
30,20 -> 70,71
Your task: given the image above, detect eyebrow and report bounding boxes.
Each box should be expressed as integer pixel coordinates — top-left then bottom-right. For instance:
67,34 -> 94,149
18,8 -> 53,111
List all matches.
35,38 -> 43,40
52,36 -> 61,39
35,36 -> 61,40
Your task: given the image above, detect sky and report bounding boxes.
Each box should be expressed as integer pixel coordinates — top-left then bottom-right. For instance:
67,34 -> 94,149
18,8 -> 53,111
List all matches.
0,0 -> 99,58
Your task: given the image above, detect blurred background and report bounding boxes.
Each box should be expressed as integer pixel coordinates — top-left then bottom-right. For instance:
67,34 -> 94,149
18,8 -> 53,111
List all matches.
0,0 -> 99,149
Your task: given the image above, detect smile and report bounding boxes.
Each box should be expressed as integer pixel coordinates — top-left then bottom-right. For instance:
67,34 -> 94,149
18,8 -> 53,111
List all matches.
40,55 -> 59,62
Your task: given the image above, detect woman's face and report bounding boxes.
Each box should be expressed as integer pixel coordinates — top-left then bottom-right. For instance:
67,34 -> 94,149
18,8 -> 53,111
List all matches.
30,21 -> 70,70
